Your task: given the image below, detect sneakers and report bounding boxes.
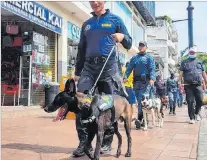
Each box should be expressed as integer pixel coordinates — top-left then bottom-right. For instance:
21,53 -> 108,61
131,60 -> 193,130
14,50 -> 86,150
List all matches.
195,114 -> 201,121
189,119 -> 195,124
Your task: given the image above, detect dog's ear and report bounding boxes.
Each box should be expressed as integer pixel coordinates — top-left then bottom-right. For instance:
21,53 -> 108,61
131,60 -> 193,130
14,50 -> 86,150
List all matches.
64,78 -> 76,93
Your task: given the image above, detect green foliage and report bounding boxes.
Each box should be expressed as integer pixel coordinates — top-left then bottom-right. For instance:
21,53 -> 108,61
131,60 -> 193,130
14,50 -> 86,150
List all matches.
156,15 -> 172,24
197,53 -> 207,70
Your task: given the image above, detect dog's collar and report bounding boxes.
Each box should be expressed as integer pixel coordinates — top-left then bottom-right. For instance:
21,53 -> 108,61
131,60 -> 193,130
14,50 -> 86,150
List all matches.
81,115 -> 96,124
142,105 -> 154,110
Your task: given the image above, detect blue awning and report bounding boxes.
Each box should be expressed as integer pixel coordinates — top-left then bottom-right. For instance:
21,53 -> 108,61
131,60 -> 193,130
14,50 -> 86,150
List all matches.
132,1 -> 156,26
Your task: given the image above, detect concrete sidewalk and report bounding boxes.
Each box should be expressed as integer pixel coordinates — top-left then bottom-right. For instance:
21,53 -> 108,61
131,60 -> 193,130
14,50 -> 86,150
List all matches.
1,105 -> 205,160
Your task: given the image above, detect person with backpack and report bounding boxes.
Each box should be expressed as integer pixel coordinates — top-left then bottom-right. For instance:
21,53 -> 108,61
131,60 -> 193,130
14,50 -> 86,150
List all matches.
154,75 -> 166,98
179,47 -> 207,124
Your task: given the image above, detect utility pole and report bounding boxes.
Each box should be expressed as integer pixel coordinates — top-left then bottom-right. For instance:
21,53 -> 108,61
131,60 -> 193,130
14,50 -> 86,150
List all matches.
187,1 -> 194,49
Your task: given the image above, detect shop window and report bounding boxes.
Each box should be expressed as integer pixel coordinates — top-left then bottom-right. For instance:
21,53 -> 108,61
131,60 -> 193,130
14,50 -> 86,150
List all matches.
1,14 -> 56,106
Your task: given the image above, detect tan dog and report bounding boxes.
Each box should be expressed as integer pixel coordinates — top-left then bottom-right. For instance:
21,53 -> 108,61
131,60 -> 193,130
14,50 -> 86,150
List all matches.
76,92 -> 133,160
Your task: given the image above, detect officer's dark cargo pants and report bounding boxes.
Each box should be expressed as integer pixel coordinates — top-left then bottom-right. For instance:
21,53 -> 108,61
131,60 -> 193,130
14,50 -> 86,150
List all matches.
76,60 -> 123,151
184,84 -> 203,120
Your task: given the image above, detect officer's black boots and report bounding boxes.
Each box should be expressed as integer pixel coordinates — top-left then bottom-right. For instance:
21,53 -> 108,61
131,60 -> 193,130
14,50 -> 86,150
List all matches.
169,107 -> 173,114
100,139 -> 112,154
73,142 -> 93,157
100,128 -> 114,154
73,141 -> 85,157
173,106 -> 176,115
135,119 -> 145,129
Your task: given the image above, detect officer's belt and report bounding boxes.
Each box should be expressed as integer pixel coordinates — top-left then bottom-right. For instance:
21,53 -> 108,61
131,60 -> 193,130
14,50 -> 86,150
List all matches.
85,56 -> 115,64
134,75 -> 150,82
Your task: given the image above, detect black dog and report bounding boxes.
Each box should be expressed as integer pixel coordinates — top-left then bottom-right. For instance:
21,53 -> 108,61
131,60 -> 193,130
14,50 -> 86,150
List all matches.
44,79 -> 132,160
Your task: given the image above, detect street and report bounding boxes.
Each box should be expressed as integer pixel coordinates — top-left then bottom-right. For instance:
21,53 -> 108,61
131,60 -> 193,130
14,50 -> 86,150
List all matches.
2,106 -> 206,160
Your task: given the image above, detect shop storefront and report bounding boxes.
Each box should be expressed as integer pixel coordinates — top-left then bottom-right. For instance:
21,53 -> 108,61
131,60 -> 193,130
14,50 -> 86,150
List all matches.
67,21 -> 81,76
1,1 -> 62,106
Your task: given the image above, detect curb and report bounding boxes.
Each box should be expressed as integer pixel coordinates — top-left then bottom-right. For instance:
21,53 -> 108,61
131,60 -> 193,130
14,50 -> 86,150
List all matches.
197,107 -> 207,160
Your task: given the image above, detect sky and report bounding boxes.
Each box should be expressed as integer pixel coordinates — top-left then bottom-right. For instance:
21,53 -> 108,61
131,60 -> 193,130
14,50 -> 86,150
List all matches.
156,1 -> 207,53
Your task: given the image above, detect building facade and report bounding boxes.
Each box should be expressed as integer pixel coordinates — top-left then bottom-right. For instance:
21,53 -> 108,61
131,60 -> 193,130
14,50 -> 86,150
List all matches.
146,19 -> 179,79
1,1 -> 155,106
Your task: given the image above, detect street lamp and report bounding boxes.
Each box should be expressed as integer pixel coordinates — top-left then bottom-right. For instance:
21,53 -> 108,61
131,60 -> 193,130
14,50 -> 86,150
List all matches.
170,2 -> 194,50
187,1 -> 194,49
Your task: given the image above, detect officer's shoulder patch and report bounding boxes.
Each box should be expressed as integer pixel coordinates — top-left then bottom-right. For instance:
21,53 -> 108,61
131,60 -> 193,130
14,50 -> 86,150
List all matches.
85,24 -> 91,31
141,56 -> 147,63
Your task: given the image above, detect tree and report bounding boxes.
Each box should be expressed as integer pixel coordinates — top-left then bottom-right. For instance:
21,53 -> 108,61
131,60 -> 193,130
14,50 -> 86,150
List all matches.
197,53 -> 207,70
156,15 -> 172,24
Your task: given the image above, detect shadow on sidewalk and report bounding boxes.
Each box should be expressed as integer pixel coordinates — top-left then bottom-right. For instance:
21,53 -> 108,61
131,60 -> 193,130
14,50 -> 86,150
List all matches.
37,116 -> 55,119
59,153 -> 114,160
2,143 -> 75,154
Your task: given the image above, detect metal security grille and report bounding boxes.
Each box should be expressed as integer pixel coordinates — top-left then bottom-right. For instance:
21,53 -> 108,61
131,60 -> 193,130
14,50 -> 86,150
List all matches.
1,14 -> 56,106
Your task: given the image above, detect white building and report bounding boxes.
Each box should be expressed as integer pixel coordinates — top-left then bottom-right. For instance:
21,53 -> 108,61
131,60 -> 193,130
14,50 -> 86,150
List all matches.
146,19 -> 179,79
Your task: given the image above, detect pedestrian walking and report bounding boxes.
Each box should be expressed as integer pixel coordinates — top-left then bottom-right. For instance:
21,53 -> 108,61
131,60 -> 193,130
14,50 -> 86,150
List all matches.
177,85 -> 184,107
179,47 -> 207,124
154,75 -> 166,98
123,41 -> 156,129
73,1 -> 132,157
167,73 -> 178,115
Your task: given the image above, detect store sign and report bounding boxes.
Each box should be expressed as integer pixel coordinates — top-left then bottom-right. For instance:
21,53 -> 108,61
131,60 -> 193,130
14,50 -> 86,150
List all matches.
68,21 -> 81,41
1,1 -> 62,34
33,31 -> 48,46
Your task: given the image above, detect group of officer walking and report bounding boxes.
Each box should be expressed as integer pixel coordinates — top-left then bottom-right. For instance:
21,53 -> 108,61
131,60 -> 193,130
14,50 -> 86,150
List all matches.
71,1 -> 207,157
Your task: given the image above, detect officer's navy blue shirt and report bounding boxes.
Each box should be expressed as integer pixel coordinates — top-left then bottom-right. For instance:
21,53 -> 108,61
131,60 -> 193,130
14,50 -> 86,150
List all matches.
124,53 -> 156,82
75,9 -> 132,76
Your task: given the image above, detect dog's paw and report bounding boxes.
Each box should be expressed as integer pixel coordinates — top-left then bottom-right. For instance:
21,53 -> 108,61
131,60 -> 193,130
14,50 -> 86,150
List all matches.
125,152 -> 131,157
116,150 -> 121,158
143,128 -> 148,131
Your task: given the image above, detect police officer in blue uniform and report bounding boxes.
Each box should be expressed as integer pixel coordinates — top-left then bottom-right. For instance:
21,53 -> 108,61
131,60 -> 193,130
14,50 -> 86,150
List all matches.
179,47 -> 207,124
167,73 -> 178,115
73,1 -> 132,157
123,41 -> 156,129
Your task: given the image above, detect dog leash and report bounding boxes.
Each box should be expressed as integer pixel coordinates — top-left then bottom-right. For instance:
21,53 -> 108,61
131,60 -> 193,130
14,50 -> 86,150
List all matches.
89,45 -> 116,95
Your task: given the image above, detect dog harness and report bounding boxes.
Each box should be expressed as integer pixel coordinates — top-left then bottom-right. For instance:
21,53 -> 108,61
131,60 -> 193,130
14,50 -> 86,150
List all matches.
81,95 -> 115,124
